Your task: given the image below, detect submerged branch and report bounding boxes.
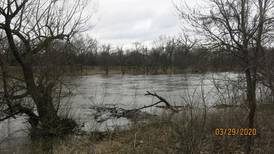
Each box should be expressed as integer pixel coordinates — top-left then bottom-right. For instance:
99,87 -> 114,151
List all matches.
89,91 -> 180,123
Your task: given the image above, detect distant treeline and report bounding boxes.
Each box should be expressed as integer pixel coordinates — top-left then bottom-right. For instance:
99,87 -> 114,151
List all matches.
62,36 -> 244,74
3,36 -> 251,74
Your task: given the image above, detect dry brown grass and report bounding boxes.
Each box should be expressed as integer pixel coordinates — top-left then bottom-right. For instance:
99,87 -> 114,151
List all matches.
50,104 -> 274,154
3,104 -> 274,154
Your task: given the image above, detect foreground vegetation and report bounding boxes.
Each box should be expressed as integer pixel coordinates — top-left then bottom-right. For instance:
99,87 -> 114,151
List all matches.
2,103 -> 274,154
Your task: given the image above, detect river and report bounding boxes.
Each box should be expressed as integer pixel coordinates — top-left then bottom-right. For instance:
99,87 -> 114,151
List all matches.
0,72 -> 241,153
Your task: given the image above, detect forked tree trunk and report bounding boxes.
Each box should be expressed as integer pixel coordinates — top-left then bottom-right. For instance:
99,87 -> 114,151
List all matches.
5,25 -> 67,138
23,67 -> 62,138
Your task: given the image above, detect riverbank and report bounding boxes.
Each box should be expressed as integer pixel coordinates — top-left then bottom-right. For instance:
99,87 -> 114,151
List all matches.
4,103 -> 273,154
72,66 -> 240,76
51,103 -> 274,153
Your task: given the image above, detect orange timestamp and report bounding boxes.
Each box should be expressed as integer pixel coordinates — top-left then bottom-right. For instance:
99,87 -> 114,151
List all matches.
214,128 -> 257,136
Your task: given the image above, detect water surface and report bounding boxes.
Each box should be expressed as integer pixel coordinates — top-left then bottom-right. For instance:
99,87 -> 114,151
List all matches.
0,73 -> 239,152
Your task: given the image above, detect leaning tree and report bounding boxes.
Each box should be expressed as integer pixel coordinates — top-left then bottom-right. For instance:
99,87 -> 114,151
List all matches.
0,0 -> 91,138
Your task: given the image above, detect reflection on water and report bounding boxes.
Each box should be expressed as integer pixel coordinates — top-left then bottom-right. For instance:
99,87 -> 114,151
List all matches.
0,72 -> 239,152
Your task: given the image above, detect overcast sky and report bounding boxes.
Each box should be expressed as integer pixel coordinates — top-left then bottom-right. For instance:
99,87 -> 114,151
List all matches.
89,0 -> 192,48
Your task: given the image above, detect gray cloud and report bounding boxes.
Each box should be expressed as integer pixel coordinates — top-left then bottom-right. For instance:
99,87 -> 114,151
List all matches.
89,0 -> 182,47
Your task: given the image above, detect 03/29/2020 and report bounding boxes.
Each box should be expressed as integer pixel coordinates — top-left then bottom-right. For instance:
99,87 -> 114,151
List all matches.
214,128 -> 256,136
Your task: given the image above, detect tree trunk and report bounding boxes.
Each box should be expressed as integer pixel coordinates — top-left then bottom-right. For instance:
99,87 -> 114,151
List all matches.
5,26 -> 65,138
245,68 -> 257,154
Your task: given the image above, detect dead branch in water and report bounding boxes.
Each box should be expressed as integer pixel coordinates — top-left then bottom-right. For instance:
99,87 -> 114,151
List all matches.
90,91 -> 179,123
144,91 -> 179,112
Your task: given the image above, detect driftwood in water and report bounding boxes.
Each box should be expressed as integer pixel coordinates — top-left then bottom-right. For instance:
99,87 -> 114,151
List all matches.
89,91 -> 180,123
89,105 -> 156,123
144,91 -> 179,112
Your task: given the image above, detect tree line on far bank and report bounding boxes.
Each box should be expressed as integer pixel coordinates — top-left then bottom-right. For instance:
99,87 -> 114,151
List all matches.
3,35 -> 246,75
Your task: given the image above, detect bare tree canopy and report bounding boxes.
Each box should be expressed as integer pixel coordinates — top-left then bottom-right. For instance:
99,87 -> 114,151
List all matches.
0,0 -> 92,138
176,0 -> 274,153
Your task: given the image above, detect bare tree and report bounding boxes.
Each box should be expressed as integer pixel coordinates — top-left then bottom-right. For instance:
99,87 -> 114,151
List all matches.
100,44 -> 111,75
116,47 -> 126,74
0,0 -> 91,138
70,35 -> 98,74
176,0 -> 274,153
